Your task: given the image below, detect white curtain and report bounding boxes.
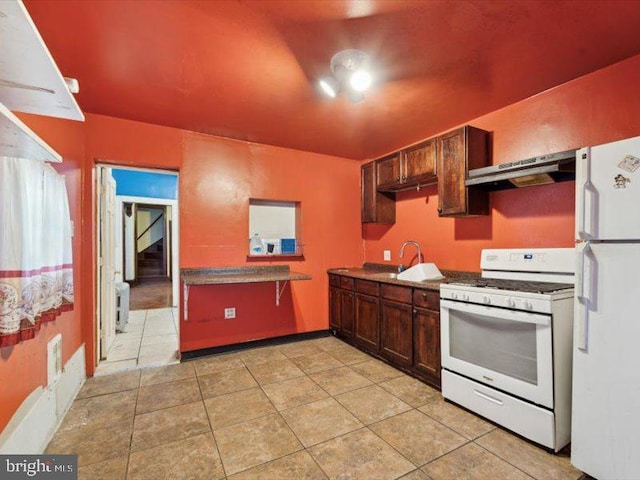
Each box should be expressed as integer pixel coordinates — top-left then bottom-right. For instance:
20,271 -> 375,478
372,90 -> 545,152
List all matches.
0,157 -> 74,348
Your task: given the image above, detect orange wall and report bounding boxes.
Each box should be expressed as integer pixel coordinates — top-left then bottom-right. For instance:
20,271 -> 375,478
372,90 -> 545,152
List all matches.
82,114 -> 364,364
0,115 -> 85,433
182,283 -> 299,351
364,54 -> 640,271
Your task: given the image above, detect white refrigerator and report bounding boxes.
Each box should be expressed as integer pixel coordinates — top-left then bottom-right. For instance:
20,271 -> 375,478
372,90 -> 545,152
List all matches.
572,136 -> 640,479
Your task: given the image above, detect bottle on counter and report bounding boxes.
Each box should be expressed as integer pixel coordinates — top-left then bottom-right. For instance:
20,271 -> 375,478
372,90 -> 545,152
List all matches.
249,233 -> 264,254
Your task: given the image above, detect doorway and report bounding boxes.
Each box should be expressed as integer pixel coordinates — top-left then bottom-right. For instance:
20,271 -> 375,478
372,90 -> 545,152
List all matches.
95,165 -> 179,375
123,202 -> 174,310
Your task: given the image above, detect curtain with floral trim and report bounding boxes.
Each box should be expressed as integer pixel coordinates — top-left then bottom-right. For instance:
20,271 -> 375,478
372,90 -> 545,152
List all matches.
0,157 -> 74,348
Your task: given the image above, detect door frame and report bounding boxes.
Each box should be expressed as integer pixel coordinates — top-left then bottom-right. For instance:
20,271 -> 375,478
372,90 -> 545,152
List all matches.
95,166 -> 118,361
95,163 -> 179,367
117,196 -> 178,301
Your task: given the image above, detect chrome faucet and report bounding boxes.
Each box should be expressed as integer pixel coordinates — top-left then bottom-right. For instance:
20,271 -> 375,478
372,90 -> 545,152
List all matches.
399,240 -> 423,270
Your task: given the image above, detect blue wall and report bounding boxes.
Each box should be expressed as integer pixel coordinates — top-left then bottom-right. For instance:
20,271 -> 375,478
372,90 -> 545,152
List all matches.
111,169 -> 177,200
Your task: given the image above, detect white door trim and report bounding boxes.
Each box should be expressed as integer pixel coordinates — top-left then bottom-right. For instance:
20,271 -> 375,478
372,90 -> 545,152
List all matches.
98,167 -> 117,359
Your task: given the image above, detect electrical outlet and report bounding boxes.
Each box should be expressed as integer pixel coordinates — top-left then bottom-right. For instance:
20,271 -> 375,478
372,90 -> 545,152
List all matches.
383,250 -> 391,261
224,307 -> 236,319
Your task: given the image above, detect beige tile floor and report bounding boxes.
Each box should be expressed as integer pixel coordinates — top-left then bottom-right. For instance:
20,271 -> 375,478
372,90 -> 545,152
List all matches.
95,307 -> 179,376
47,337 -> 584,480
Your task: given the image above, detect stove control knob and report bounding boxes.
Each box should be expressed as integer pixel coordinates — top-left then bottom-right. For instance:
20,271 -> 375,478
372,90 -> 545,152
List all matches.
507,298 -> 516,308
451,292 -> 458,300
462,294 -> 470,301
523,301 -> 533,310
483,296 -> 491,305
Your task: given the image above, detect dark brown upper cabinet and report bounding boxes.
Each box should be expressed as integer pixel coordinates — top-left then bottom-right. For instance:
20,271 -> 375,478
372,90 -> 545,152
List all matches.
376,140 -> 437,192
375,152 -> 402,190
437,126 -> 490,217
402,138 -> 438,186
361,161 -> 395,224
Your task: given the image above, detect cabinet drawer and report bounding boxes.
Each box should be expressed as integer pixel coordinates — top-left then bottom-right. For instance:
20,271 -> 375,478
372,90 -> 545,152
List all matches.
380,284 -> 412,304
442,370 -> 555,449
340,276 -> 355,290
328,274 -> 340,287
413,289 -> 440,310
355,279 -> 379,296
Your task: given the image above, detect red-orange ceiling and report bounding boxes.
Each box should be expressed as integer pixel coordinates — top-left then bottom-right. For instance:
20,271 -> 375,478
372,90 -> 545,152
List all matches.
24,0 -> 640,159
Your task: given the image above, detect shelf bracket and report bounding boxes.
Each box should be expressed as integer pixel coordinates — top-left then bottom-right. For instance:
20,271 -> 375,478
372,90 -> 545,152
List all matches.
275,280 -> 289,307
183,284 -> 189,321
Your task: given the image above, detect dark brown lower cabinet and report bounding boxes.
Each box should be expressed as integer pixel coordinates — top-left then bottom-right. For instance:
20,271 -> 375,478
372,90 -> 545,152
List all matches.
329,287 -> 341,331
413,307 -> 441,384
355,293 -> 380,353
328,273 -> 442,389
340,290 -> 355,338
329,286 -> 354,339
380,299 -> 413,368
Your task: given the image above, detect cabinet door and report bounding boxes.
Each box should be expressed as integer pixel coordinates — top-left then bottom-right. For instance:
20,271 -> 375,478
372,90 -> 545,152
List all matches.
413,307 -> 441,384
329,287 -> 341,331
403,139 -> 437,186
380,299 -> 413,367
355,293 -> 380,353
437,126 -> 490,217
376,153 -> 402,191
361,162 -> 395,224
340,290 -> 355,338
437,127 -> 467,216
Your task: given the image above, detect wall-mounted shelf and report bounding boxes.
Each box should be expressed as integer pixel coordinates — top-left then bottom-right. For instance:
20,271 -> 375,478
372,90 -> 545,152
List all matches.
0,100 -> 61,162
0,0 -> 84,121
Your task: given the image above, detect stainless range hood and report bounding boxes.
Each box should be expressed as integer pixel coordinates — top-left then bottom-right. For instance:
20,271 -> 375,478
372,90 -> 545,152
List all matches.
466,149 -> 576,191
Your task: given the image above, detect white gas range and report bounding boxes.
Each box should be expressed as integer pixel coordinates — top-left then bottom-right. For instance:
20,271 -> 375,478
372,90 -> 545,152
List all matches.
440,248 -> 575,452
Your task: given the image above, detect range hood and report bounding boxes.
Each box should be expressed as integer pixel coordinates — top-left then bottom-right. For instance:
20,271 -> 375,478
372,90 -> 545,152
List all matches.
466,149 -> 576,191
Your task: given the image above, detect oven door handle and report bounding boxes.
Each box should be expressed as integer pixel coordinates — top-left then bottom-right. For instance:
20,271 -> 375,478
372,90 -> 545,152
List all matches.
440,299 -> 551,326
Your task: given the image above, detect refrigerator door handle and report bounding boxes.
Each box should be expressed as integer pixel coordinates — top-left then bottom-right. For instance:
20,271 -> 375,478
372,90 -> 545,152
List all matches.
577,302 -> 589,351
576,241 -> 590,351
576,148 -> 591,240
575,241 -> 590,299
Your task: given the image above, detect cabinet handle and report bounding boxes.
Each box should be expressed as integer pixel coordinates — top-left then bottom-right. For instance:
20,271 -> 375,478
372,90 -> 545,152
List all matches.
413,309 -> 417,314
396,175 -> 400,182
401,175 -> 406,181
422,293 -> 428,298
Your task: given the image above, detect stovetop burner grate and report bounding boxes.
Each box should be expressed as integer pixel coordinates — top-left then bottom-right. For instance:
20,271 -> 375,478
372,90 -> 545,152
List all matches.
447,278 -> 574,294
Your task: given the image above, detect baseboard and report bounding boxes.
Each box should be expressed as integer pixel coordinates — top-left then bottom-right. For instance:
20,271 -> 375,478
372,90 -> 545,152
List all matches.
181,330 -> 332,361
0,344 -> 86,454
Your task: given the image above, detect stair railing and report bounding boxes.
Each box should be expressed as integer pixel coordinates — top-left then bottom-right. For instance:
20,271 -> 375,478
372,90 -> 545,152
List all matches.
137,214 -> 163,242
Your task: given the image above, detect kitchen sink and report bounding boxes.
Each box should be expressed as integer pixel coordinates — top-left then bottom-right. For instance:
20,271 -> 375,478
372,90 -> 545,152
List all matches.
397,263 -> 444,282
369,272 -> 398,280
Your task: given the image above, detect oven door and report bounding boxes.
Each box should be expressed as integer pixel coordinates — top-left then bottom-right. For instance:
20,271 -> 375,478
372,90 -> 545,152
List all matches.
440,299 -> 554,408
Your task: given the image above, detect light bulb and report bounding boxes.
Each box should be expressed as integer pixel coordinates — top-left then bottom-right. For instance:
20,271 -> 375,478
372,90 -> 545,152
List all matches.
349,69 -> 372,92
319,78 -> 337,98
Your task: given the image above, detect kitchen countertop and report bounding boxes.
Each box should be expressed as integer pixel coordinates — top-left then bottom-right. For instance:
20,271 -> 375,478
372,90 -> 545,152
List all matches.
182,265 -> 311,286
327,263 -> 480,291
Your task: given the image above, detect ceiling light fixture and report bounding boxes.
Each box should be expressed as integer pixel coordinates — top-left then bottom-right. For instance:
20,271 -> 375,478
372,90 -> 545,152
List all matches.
318,49 -> 373,103
349,69 -> 372,92
319,78 -> 337,98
